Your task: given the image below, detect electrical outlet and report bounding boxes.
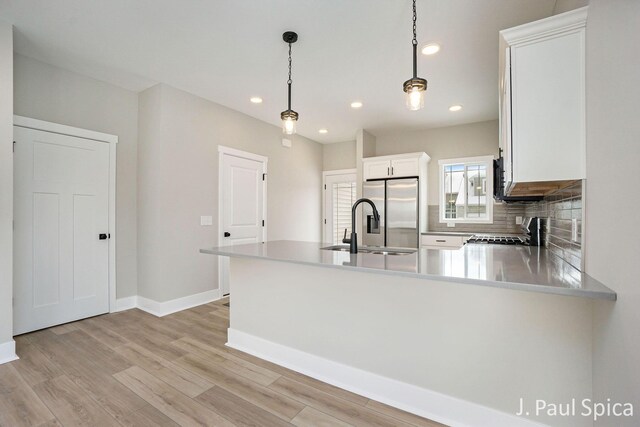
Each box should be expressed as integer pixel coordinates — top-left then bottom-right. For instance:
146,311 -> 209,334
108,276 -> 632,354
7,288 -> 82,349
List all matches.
447,222 -> 455,228
282,138 -> 292,148
200,215 -> 213,226
516,216 -> 523,225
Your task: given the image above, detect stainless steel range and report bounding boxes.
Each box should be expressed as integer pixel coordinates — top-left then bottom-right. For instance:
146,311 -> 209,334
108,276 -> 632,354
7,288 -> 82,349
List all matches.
467,235 -> 528,245
467,217 -> 546,247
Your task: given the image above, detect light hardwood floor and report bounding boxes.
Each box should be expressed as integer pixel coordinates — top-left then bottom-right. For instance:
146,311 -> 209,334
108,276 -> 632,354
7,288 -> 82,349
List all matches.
0,298 -> 446,427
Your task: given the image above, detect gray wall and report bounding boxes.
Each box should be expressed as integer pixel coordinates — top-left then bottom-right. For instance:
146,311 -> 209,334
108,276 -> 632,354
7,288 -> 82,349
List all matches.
13,54 -> 139,298
374,120 -> 499,205
553,0 -> 589,14
0,21 -> 13,348
586,0 -> 640,424
137,84 -> 323,302
322,140 -> 356,171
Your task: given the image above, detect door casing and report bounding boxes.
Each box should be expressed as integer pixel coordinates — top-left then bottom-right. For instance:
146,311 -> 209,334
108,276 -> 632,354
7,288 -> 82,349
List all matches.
322,169 -> 357,244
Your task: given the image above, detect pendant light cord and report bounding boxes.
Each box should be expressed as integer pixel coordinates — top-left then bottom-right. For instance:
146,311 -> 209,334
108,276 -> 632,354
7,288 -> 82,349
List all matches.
287,42 -> 292,110
412,0 -> 418,78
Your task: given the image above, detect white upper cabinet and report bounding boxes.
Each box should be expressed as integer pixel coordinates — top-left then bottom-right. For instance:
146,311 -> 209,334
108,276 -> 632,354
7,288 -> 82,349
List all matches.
363,159 -> 392,180
499,7 -> 587,190
390,157 -> 420,178
363,152 -> 428,180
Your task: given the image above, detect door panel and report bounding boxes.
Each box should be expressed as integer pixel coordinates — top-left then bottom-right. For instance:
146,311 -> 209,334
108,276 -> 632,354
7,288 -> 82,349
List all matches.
386,178 -> 419,249
32,193 -> 60,307
14,126 -> 110,335
220,152 -> 265,295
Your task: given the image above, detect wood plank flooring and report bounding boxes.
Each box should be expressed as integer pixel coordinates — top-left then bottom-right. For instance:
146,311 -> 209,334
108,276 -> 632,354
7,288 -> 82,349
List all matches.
1,298 -> 447,427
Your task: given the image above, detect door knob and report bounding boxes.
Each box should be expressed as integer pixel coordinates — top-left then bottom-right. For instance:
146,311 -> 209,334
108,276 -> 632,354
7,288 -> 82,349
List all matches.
99,233 -> 109,240
224,232 -> 231,237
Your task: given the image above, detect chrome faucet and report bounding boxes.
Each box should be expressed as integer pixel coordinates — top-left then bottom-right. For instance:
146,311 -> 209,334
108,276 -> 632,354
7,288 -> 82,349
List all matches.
341,198 -> 380,254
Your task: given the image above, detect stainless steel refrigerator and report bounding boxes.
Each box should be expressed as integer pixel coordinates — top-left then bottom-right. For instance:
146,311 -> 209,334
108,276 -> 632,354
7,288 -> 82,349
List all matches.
362,178 -> 419,248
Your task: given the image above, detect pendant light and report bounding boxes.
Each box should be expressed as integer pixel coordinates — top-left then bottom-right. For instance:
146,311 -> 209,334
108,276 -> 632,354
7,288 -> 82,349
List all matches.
281,31 -> 299,135
403,0 -> 428,110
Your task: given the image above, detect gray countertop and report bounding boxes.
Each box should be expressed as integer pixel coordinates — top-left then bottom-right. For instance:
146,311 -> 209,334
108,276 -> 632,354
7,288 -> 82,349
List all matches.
200,240 -> 616,301
421,231 -> 475,236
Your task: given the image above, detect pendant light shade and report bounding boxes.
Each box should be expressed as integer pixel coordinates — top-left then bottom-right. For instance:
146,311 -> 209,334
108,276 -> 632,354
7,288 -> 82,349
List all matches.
403,0 -> 427,110
281,31 -> 299,135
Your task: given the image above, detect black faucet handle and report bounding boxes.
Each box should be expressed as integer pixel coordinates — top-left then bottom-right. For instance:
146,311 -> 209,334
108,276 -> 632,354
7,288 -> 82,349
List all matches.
342,228 -> 351,244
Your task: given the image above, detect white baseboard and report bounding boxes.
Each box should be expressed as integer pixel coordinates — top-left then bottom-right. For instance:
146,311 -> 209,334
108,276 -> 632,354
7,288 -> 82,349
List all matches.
113,295 -> 138,312
137,289 -> 221,317
227,328 -> 546,427
113,289 -> 221,317
0,340 -> 18,365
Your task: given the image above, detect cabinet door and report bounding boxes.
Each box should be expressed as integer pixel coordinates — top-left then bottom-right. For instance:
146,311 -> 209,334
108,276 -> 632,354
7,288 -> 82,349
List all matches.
390,158 -> 420,178
499,47 -> 513,190
363,160 -> 391,180
510,30 -> 585,182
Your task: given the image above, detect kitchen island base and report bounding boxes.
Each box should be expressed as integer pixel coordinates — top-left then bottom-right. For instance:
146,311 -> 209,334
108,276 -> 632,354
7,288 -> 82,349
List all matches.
226,257 -> 594,427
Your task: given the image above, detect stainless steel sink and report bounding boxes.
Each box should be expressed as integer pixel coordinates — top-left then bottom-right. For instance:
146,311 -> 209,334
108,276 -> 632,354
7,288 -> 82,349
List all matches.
321,245 -> 416,256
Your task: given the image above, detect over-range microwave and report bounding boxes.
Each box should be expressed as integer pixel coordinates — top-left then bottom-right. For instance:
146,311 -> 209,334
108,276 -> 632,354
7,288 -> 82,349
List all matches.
493,154 -> 543,203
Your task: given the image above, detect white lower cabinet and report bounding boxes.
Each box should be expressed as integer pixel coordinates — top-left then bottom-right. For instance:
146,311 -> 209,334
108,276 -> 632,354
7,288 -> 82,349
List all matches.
421,235 -> 466,249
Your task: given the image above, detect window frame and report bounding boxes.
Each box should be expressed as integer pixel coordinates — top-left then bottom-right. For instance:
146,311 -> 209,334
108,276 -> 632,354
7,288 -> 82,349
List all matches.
438,155 -> 495,225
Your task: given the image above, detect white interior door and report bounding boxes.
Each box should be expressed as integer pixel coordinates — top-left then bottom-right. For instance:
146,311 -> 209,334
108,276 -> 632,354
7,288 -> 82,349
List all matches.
13,126 -> 110,335
323,172 -> 357,244
219,150 -> 266,296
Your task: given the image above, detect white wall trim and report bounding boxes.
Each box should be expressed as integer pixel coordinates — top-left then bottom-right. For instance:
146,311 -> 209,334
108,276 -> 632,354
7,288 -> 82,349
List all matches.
137,289 -> 221,317
13,115 -> 118,144
227,328 -> 546,427
217,144 -> 268,163
322,168 -> 357,177
0,340 -> 18,365
113,296 -> 138,313
13,116 -> 118,316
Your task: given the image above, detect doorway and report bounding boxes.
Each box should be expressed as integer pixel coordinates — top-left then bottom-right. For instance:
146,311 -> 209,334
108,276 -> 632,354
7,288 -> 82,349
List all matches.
13,117 -> 117,335
218,146 -> 267,296
322,169 -> 357,244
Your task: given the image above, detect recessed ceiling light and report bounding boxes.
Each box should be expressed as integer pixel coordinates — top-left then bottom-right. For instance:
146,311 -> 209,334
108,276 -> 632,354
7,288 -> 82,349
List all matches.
421,43 -> 441,55
449,105 -> 463,112
250,97 -> 263,104
319,129 -> 328,134
350,101 -> 363,109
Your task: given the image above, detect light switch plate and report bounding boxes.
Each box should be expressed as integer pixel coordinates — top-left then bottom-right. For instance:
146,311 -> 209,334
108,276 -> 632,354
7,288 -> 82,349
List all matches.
282,138 -> 292,148
200,216 -> 213,226
447,222 -> 456,228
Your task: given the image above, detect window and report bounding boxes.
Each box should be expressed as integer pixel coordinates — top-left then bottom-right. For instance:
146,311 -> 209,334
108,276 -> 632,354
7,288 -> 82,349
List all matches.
439,156 -> 494,224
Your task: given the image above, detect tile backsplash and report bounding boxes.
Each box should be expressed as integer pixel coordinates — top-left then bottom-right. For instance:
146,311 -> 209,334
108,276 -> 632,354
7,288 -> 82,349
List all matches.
428,180 -> 584,270
428,203 -> 526,234
524,180 -> 583,270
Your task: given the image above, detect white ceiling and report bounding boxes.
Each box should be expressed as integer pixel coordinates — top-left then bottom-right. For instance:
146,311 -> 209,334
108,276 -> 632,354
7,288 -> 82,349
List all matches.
0,0 -> 557,143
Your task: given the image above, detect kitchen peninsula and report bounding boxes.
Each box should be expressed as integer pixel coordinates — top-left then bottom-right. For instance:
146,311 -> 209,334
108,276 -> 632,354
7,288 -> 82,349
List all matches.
201,240 -> 615,427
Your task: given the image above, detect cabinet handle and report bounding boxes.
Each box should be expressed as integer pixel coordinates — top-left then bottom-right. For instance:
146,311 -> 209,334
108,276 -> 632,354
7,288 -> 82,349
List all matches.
436,239 -> 446,243
391,167 -> 394,175
387,167 -> 390,176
